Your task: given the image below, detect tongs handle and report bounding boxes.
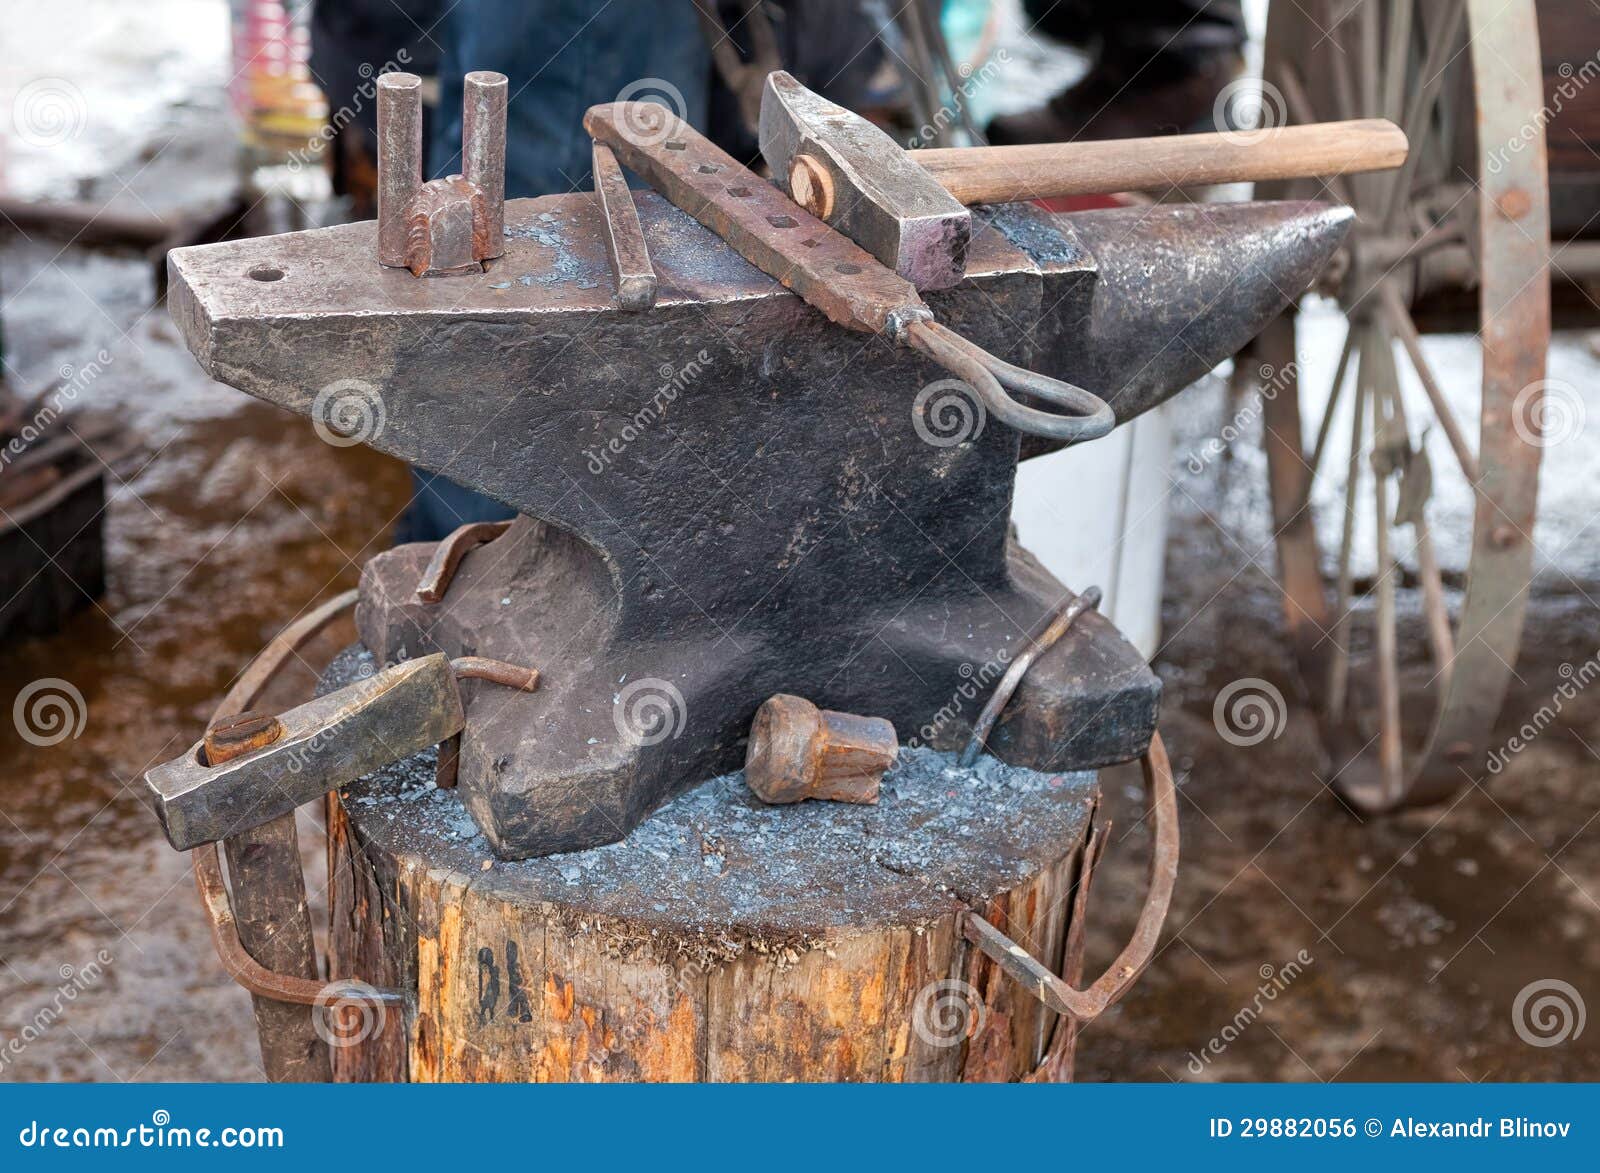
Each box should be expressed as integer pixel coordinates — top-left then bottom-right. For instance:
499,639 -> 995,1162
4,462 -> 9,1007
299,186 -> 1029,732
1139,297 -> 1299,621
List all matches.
904,320 -> 1114,444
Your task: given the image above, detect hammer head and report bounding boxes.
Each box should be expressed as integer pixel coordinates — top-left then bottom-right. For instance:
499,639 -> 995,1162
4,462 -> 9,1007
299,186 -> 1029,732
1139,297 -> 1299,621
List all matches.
759,71 -> 970,290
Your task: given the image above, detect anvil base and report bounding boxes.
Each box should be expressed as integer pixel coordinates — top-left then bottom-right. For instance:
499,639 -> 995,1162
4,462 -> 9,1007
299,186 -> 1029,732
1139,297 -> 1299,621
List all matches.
358,518 -> 1156,859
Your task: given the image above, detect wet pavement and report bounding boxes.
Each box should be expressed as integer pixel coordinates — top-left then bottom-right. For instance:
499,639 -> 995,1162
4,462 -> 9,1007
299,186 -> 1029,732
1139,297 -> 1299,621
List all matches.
2,3 -> 1597,1084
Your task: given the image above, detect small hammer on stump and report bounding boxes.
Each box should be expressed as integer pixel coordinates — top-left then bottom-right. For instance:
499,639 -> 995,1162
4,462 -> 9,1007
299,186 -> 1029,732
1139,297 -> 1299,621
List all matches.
758,71 -> 1407,289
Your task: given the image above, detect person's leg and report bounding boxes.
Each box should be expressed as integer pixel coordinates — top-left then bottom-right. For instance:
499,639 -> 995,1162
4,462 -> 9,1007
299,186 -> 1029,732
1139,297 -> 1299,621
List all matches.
431,0 -> 709,197
401,0 -> 711,543
993,0 -> 1247,144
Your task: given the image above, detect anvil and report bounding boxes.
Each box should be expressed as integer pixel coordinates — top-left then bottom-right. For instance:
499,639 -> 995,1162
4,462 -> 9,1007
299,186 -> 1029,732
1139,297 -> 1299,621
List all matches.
167,190 -> 1349,858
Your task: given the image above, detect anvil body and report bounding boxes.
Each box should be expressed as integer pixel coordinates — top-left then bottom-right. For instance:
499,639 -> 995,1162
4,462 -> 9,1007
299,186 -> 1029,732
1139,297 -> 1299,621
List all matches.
168,192 -> 1349,858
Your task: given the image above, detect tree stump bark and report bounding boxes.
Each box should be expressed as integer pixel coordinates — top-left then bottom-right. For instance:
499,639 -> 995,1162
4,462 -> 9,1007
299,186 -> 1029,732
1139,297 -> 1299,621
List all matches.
323,649 -> 1101,1083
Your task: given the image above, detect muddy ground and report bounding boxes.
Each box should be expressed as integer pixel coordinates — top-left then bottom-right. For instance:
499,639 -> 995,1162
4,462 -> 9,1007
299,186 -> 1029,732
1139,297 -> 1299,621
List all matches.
1,4 -> 1596,1083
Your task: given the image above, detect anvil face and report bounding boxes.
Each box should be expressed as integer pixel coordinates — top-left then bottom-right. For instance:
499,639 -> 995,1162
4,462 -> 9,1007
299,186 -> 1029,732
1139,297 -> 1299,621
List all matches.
168,193 -> 1349,858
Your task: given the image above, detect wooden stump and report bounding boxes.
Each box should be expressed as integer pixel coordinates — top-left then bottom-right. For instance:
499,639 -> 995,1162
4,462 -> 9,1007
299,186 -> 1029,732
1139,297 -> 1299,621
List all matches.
323,650 -> 1101,1083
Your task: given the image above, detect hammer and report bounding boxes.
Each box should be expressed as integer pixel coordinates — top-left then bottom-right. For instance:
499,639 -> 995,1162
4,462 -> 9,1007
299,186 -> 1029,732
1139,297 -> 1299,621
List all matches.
759,71 -> 1407,290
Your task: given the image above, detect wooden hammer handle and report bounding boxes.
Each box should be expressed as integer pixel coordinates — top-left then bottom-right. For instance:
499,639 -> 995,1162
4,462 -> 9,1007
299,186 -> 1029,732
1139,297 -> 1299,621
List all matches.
915,118 -> 1406,205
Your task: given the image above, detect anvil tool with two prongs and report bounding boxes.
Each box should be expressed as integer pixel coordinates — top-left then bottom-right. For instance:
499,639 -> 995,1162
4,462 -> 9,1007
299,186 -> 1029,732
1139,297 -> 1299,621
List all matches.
152,74 -> 1371,860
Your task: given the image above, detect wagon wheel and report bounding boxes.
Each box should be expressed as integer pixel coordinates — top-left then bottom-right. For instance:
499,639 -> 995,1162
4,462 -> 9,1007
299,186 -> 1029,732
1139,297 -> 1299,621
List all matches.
1254,0 -> 1550,812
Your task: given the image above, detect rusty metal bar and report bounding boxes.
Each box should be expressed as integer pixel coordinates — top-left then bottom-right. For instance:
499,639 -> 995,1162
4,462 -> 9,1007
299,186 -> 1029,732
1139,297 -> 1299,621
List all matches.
450,656 -> 541,692
376,73 -> 423,268
413,519 -> 512,603
433,658 -> 541,789
963,731 -> 1179,1023
591,141 -> 658,311
959,586 -> 1102,768
463,71 -> 507,260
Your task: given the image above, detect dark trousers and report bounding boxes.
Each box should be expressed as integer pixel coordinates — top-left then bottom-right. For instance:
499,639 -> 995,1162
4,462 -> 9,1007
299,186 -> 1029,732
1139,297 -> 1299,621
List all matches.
399,0 -> 711,542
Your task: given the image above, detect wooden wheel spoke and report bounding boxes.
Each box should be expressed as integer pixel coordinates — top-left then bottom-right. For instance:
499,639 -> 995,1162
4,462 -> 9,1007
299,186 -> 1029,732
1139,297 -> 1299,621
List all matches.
1382,0 -> 1468,228
1368,339 -> 1405,802
1328,326 -> 1370,723
1379,282 -> 1481,484
1372,319 -> 1458,688
1304,324 -> 1356,493
1381,1 -> 1415,124
1256,0 -> 1546,815
1274,62 -> 1356,206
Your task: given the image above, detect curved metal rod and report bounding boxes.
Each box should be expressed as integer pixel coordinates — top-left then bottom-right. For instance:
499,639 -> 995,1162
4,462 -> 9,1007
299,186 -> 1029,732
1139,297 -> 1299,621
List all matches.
963,730 -> 1179,1023
959,586 -> 1102,768
193,589 -> 404,1009
904,320 -> 1115,443
450,656 -> 541,692
414,519 -> 512,603
434,657 -> 543,790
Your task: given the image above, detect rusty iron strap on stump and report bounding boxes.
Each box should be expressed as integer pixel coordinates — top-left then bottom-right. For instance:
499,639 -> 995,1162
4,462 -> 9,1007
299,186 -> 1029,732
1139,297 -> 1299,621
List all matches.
963,731 -> 1178,1023
188,594 -> 540,1075
194,589 -> 379,1081
583,102 -> 1114,446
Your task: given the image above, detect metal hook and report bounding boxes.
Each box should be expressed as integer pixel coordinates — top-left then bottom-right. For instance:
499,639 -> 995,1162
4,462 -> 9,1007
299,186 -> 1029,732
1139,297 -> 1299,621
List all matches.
904,320 -> 1114,444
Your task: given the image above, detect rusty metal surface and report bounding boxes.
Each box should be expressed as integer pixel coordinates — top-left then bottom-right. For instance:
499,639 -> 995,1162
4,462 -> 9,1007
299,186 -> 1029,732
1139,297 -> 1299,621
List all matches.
964,730 -> 1178,1023
586,101 -> 929,336
959,586 -> 1101,767
449,655 -> 541,692
202,711 -> 285,763
375,73 -> 422,269
148,653 -> 467,851
462,71 -> 507,260
1400,0 -> 1550,808
377,69 -> 506,276
591,141 -> 657,310
167,179 -> 1347,857
590,102 -> 1123,443
743,693 -> 896,805
413,519 -> 510,603
758,70 -> 970,290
